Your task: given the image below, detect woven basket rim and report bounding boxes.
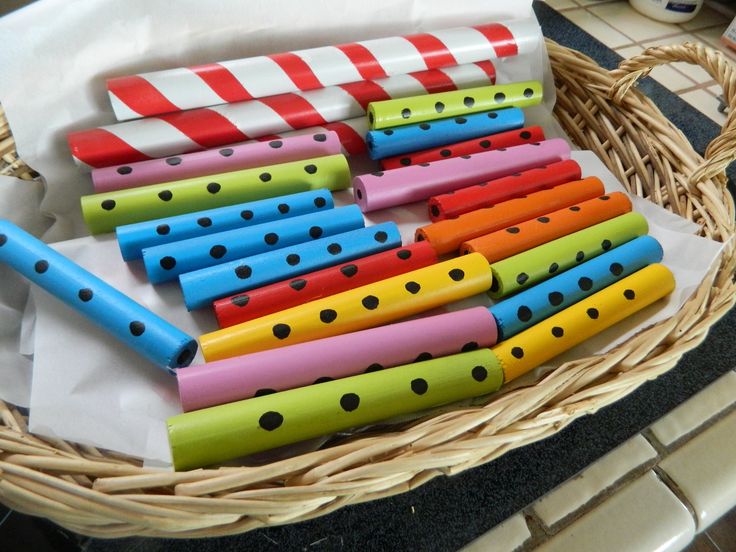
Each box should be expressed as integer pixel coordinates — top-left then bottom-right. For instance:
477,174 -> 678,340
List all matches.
0,38 -> 734,538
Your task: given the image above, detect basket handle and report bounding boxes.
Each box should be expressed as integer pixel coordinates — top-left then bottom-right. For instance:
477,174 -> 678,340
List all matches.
609,42 -> 736,186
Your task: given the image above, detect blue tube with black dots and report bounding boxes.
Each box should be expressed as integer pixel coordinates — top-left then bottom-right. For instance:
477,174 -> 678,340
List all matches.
143,205 -> 365,284
116,189 -> 333,261
366,107 -> 525,160
0,220 -> 197,371
180,222 -> 402,310
489,235 -> 664,340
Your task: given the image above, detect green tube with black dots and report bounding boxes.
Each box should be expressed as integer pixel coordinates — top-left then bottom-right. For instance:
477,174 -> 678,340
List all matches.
489,212 -> 648,299
367,81 -> 543,129
80,154 -> 351,234
167,348 -> 503,470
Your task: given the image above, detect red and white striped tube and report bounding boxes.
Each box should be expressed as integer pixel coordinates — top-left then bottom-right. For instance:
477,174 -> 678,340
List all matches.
70,62 -> 496,170
107,20 -> 538,121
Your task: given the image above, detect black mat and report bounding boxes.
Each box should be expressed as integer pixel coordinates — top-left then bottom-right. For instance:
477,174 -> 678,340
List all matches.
1,2 -> 734,551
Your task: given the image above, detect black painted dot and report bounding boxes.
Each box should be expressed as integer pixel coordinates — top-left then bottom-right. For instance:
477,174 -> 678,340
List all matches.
129,321 -> 145,336
419,123 -> 430,130
341,264 -> 358,277
488,112 -> 498,119
314,197 -> 327,208
374,231 -> 388,243
309,226 -> 323,239
101,199 -> 116,211
0,234 -> 5,246
286,254 -> 300,266
166,156 -> 181,166
383,130 -> 394,136
472,366 -> 488,382
517,306 -> 532,322
232,295 -> 249,307
537,216 -> 550,223
401,108 -> 411,119
254,388 -> 276,397
314,377 -> 333,384
549,291 -> 564,306
259,172 -> 271,182
511,346 -> 524,359
158,190 -> 172,201
405,281 -> 421,294
610,263 -> 624,276
241,210 -> 254,220
576,251 -> 585,262
289,279 -> 307,291
449,268 -> 465,281
516,273 -> 529,285
156,224 -> 170,235
371,171 -> 384,177
210,245 -> 227,259
278,203 -> 289,214
160,256 -> 176,270
549,263 -> 559,274
461,155 -> 472,160
320,309 -> 337,323
520,130 -> 532,139
578,277 -> 593,291
587,308 -> 600,319
602,239 -> 612,251
415,352 -> 433,362
494,92 -> 506,103
400,157 -> 411,166
457,342 -> 478,354
435,101 -> 445,113
362,295 -> 379,310
455,117 -> 467,124
569,206 -> 581,212
314,133 -> 327,142
116,166 -> 132,175
78,288 -> 93,302
207,182 -> 221,194
480,140 -> 491,148
198,217 -> 212,227
523,87 -> 534,98
272,323 -> 291,339
600,195 -> 610,201
506,227 -> 520,234
419,162 -> 431,167
551,326 -> 564,338
33,260 -> 48,274
219,148 -> 234,157
440,149 -> 451,157
235,265 -> 252,279
259,411 -> 283,431
411,378 -> 429,395
269,140 -> 283,149
264,232 -> 279,245
464,96 -> 475,108
397,249 -> 412,260
624,289 -> 636,300
365,363 -> 384,373
327,243 -> 342,255
304,164 -> 317,175
340,393 -> 360,412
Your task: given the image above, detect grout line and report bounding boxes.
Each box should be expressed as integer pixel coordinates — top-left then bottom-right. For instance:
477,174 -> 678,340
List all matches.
520,510 -> 552,551
652,465 -> 701,529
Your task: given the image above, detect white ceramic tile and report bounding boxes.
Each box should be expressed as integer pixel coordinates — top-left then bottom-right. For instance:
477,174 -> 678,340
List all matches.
641,34 -> 715,84
650,371 -> 736,446
536,471 -> 695,552
461,514 -> 531,552
590,1 -> 682,41
681,5 -> 729,31
563,8 -> 633,48
660,409 -> 736,531
693,26 -> 736,59
532,435 -> 657,528
680,88 -> 728,123
544,0 -> 578,10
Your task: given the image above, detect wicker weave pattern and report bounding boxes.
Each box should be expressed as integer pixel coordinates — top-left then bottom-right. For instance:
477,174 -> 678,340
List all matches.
0,40 -> 734,538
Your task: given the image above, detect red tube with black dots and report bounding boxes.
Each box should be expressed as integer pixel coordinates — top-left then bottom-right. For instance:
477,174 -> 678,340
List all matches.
428,159 -> 583,221
213,241 -> 438,328
379,126 -> 546,170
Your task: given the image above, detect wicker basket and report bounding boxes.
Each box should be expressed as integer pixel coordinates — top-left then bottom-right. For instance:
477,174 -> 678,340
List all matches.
0,40 -> 734,538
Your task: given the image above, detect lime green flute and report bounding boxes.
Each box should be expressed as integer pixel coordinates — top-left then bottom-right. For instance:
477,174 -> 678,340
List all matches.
81,154 -> 351,234
168,349 -> 503,471
367,81 -> 543,129
489,212 -> 649,299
